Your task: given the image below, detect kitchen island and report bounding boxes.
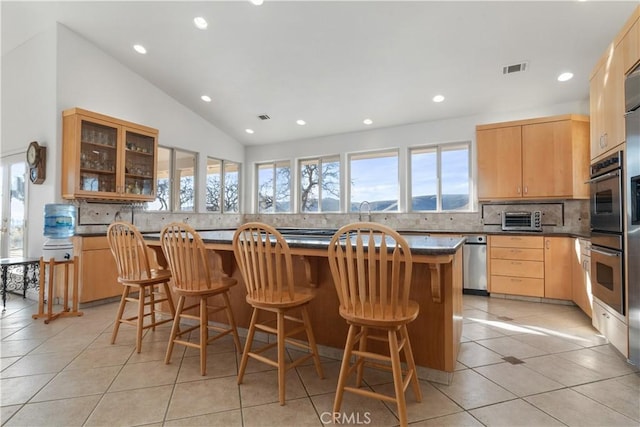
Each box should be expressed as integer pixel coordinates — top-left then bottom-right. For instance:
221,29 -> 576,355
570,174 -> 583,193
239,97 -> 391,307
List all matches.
145,230 -> 464,383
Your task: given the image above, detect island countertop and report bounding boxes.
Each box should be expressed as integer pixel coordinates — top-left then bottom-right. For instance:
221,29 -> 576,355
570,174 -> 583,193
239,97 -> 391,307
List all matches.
144,229 -> 465,256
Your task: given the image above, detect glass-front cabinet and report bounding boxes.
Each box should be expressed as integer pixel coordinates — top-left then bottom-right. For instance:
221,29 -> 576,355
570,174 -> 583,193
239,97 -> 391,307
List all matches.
62,108 -> 158,201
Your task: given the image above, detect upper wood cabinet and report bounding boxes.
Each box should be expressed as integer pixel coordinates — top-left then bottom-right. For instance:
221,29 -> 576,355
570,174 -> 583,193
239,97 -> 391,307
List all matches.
622,18 -> 639,74
477,115 -> 590,201
590,5 -> 639,161
590,43 -> 625,160
62,108 -> 158,201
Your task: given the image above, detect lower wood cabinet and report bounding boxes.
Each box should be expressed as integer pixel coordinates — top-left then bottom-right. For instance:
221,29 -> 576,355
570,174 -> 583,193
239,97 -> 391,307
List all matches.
489,235 -> 544,297
544,237 -> 572,300
74,236 -> 122,303
488,235 -> 575,301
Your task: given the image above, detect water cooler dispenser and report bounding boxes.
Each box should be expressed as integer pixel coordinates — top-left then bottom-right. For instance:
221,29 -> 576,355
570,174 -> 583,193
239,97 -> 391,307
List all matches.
42,204 -> 76,261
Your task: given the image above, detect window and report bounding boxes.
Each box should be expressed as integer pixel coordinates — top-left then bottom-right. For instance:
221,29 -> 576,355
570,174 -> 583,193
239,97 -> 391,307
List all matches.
206,157 -> 240,212
349,151 -> 398,212
148,147 -> 171,211
176,150 -> 197,211
147,147 -> 197,212
299,156 -> 340,212
223,161 -> 240,213
257,161 -> 290,213
410,143 -> 470,211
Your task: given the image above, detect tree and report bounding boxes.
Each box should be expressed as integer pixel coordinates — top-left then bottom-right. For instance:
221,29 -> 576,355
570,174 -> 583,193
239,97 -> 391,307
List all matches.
300,161 -> 339,212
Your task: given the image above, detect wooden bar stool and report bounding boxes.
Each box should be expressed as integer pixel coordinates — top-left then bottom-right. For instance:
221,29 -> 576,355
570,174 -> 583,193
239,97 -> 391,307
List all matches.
160,222 -> 242,376
327,223 -> 422,427
107,221 -> 176,353
232,222 -> 324,405
32,256 -> 83,324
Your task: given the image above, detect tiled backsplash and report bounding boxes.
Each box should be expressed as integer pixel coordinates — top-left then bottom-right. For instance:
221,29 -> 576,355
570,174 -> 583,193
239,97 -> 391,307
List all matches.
74,200 -> 589,235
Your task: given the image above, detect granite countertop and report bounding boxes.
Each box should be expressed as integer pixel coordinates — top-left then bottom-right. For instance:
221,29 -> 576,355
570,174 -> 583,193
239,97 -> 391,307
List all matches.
78,227 -> 591,241
143,229 -> 465,256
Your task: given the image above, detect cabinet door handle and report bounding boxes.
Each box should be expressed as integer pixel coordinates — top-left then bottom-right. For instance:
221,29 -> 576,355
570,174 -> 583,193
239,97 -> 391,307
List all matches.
524,185 -> 528,194
510,278 -> 522,282
517,186 -> 521,194
511,261 -> 522,265
545,240 -> 550,249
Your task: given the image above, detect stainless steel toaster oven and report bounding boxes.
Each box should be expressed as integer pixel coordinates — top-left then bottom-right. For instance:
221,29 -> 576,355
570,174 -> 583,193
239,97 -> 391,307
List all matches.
501,211 -> 542,231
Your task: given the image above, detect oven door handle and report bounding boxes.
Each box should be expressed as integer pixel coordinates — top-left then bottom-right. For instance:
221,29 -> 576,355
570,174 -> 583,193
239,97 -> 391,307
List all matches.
591,247 -> 621,257
586,170 -> 620,184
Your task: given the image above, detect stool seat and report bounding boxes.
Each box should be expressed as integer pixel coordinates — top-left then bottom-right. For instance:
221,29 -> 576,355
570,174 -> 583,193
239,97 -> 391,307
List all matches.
161,222 -> 242,377
107,221 -> 176,353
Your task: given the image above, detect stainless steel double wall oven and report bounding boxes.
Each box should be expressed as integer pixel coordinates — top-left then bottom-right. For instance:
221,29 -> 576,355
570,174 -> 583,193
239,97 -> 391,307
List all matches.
589,151 -> 625,316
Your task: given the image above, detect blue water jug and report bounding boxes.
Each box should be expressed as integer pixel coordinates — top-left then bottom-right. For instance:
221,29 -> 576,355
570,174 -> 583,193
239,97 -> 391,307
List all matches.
43,204 -> 76,238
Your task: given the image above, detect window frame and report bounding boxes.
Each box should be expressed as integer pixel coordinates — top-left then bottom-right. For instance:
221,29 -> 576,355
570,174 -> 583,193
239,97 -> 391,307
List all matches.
298,154 -> 341,213
206,157 -> 241,213
148,146 -> 198,212
408,141 -> 472,212
347,149 -> 400,212
256,160 -> 291,213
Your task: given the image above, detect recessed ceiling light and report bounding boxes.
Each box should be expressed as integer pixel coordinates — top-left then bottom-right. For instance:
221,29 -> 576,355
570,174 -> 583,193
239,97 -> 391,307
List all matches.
296,119 -> 306,126
133,44 -> 147,54
245,129 -> 255,134
432,95 -> 445,103
363,118 -> 373,125
201,95 -> 212,102
193,17 -> 208,30
557,72 -> 574,82
249,0 -> 264,5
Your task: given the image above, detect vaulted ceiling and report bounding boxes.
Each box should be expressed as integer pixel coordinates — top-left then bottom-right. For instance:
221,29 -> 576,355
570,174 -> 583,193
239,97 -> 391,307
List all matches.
2,1 -> 637,145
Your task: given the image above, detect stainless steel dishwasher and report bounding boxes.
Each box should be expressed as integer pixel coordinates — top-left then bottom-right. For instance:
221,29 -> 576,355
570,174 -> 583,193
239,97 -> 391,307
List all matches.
463,235 -> 488,295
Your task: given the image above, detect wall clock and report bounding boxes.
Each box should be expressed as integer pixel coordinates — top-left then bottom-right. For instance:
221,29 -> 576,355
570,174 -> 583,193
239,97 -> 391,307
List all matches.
26,141 -> 46,184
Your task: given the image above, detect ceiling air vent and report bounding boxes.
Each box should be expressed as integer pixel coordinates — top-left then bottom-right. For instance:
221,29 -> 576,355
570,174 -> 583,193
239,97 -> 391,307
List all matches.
257,114 -> 270,120
502,62 -> 528,75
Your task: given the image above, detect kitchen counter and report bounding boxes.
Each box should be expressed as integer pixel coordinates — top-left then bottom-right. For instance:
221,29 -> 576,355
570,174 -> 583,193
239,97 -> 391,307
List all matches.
144,229 -> 465,255
145,228 -> 464,383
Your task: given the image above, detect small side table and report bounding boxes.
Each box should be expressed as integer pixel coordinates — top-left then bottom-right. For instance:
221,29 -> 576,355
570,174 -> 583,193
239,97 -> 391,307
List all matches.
1,257 -> 40,311
32,257 -> 83,324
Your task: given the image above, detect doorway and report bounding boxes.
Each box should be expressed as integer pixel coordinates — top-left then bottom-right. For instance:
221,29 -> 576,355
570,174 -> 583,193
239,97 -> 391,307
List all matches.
1,154 -> 28,258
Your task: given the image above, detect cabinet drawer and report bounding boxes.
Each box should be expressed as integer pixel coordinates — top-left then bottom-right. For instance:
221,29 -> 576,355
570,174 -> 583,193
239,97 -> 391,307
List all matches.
592,299 -> 628,357
490,235 -> 544,249
491,259 -> 544,278
491,247 -> 543,261
82,236 -> 110,251
490,275 -> 544,297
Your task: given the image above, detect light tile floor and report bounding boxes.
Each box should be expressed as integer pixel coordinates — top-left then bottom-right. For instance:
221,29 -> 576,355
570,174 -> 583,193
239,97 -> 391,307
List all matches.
1,294 -> 638,426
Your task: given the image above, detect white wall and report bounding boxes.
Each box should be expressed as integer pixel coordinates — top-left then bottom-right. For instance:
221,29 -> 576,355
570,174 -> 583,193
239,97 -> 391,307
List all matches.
1,27 -> 58,255
1,24 -> 245,256
244,99 -> 589,211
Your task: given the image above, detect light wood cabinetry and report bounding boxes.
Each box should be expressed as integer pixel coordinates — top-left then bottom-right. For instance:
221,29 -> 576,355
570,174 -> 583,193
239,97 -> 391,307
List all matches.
572,238 -> 592,317
489,235 -> 575,301
590,5 -> 640,161
544,237 -> 572,300
590,45 -> 625,160
74,236 -> 121,303
477,126 -> 522,199
62,108 -> 158,201
622,18 -> 639,73
488,235 -> 544,297
477,115 -> 590,200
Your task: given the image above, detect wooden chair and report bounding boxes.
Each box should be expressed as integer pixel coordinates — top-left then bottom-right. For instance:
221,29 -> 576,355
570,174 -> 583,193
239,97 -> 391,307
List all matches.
160,222 -> 242,376
232,222 -> 324,405
327,222 -> 422,427
107,221 -> 176,353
